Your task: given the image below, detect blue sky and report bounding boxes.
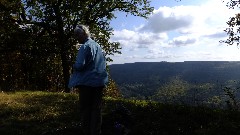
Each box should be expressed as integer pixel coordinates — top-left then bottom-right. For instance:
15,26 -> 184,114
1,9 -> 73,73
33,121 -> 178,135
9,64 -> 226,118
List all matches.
108,0 -> 240,65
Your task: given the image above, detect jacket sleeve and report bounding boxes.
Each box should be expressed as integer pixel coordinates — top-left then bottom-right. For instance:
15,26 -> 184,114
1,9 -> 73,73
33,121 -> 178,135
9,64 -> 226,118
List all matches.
73,45 -> 91,71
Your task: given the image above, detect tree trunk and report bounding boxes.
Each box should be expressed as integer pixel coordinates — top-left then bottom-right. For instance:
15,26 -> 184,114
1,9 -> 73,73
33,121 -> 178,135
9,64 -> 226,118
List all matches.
61,50 -> 71,93
53,3 -> 70,92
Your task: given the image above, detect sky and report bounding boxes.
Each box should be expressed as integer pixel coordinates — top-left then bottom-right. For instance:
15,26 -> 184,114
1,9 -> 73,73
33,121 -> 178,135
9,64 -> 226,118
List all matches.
108,0 -> 240,65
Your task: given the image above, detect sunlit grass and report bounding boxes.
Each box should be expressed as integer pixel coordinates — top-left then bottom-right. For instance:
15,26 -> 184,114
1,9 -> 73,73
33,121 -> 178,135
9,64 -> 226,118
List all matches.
0,91 -> 79,135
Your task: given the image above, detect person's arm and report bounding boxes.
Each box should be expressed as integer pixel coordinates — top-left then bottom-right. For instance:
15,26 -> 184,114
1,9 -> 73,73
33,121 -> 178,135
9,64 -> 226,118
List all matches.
73,45 -> 90,71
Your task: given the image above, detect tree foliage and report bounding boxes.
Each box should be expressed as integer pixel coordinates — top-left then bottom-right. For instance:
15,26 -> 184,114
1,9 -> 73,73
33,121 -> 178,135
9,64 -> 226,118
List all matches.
155,76 -> 190,104
221,0 -> 240,46
104,78 -> 122,98
0,0 -> 154,92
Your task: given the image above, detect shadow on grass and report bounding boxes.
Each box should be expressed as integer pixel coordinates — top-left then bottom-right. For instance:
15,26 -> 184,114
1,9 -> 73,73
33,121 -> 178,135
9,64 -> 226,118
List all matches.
1,92 -> 240,135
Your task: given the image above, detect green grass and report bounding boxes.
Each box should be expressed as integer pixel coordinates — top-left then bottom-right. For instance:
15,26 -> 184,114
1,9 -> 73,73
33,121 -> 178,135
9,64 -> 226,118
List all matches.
0,91 -> 240,135
0,91 -> 80,135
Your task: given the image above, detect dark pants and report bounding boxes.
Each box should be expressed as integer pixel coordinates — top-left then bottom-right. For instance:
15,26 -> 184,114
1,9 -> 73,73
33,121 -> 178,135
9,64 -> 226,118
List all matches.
78,85 -> 104,135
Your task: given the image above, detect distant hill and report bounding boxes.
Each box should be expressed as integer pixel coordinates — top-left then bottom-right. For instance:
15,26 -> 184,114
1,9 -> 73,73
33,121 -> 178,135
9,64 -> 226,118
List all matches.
109,61 -> 240,105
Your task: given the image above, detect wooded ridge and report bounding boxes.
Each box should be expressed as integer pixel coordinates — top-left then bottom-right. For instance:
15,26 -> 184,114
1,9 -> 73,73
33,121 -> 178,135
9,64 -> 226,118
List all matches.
109,61 -> 240,107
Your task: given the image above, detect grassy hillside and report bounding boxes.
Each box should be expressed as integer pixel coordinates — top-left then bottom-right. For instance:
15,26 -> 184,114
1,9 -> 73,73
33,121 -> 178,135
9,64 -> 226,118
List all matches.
0,91 -> 240,135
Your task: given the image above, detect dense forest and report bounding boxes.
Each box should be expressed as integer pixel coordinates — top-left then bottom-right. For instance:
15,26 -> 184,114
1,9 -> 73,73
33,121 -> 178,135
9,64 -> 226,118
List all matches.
110,61 -> 240,108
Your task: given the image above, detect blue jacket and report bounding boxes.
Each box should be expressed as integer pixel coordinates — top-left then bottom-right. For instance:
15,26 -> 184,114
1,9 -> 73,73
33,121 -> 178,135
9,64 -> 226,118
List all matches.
68,38 -> 108,88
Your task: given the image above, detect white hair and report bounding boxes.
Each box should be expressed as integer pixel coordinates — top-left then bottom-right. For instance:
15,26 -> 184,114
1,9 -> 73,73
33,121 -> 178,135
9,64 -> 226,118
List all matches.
74,24 -> 91,37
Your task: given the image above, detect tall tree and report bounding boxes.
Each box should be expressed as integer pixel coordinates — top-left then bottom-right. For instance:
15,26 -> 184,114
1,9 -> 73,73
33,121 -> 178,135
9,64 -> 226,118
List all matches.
0,0 -> 31,90
1,0 -> 154,92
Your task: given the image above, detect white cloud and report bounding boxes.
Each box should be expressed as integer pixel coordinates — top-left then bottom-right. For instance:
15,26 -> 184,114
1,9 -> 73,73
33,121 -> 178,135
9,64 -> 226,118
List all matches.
139,6 -> 194,33
168,36 -> 197,47
143,49 -> 177,59
111,29 -> 168,50
125,55 -> 141,59
202,31 -> 227,39
111,29 -> 135,41
139,0 -> 238,36
110,0 -> 240,64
